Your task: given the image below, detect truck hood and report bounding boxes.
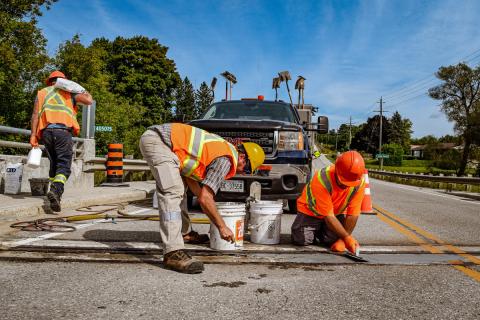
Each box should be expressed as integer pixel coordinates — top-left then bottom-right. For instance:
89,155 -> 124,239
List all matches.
189,119 -> 302,131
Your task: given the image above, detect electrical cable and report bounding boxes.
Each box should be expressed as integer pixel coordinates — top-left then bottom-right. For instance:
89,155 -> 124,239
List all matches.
10,200 -> 211,232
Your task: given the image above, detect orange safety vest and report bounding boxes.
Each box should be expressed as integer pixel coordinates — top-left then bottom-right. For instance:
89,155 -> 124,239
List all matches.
171,123 -> 238,181
297,165 -> 365,218
35,86 -> 80,137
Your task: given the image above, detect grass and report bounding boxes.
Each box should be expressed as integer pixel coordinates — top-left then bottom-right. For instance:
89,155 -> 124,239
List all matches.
365,159 -> 459,175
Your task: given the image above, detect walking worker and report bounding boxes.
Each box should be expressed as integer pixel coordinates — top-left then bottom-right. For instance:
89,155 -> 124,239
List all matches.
140,123 -> 265,274
29,71 -> 93,212
291,150 -> 366,254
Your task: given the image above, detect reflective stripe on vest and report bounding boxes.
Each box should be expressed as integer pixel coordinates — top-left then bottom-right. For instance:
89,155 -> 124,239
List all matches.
39,87 -> 76,119
306,165 -> 362,216
181,127 -> 238,179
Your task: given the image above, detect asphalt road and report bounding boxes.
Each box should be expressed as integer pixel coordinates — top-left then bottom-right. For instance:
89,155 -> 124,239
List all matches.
1,261 -> 479,320
0,165 -> 479,318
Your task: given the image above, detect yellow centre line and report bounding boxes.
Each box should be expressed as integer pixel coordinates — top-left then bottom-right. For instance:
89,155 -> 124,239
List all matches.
373,204 -> 480,282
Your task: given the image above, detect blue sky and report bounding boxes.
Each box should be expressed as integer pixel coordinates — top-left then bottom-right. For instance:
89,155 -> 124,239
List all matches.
37,0 -> 480,137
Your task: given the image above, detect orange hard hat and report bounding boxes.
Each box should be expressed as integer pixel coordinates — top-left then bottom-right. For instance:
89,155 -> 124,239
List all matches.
335,150 -> 365,187
46,70 -> 66,85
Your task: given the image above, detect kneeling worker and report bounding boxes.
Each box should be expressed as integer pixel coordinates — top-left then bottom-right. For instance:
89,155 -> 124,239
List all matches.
140,123 -> 265,274
292,151 -> 366,254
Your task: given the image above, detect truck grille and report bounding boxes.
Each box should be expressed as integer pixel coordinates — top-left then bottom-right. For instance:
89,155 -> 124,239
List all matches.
212,131 -> 275,155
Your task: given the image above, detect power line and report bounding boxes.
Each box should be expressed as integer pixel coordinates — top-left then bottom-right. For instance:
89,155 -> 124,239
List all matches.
388,92 -> 429,109
382,47 -> 480,101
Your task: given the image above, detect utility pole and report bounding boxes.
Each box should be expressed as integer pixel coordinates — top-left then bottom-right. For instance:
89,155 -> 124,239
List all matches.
376,97 -> 384,170
348,116 -> 353,150
335,130 -> 338,152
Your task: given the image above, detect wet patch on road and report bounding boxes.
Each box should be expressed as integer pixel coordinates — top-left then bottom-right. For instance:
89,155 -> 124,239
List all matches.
203,281 -> 247,288
256,288 -> 272,294
248,273 -> 267,279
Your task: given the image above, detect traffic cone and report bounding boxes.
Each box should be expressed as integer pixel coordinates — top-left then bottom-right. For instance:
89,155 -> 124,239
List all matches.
361,169 -> 376,215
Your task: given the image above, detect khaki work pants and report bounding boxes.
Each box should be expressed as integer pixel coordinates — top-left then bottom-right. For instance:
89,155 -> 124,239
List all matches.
139,130 -> 191,254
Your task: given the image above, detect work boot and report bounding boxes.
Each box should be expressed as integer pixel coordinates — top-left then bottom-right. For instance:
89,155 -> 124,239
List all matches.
183,230 -> 210,244
47,191 -> 61,212
163,250 -> 204,274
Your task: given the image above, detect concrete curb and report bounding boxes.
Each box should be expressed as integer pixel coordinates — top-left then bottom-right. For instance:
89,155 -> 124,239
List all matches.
0,182 -> 156,221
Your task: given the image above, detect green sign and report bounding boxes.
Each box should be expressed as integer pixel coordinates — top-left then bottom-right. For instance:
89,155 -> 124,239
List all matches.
95,126 -> 113,132
376,153 -> 390,159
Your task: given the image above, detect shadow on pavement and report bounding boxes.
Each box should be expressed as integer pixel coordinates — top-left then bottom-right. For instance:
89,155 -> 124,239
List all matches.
83,229 -> 169,271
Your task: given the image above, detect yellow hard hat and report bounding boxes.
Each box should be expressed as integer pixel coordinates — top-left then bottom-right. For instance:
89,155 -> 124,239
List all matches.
241,142 -> 265,173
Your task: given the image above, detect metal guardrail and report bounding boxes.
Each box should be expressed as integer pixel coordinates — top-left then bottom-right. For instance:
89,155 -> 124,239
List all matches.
0,125 -> 86,142
368,169 -> 480,185
83,157 -> 149,172
0,125 -> 87,156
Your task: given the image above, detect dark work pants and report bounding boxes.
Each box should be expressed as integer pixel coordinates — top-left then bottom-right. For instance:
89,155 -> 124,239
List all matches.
291,213 -> 346,246
41,128 -> 73,197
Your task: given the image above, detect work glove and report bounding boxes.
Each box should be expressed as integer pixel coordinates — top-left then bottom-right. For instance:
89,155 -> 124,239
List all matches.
330,238 -> 346,252
343,235 -> 359,254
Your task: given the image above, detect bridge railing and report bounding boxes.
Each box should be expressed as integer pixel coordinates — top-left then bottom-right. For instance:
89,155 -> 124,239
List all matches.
0,125 -> 90,159
368,169 -> 480,185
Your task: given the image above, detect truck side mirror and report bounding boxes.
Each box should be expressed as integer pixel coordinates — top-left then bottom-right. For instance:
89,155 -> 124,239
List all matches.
317,116 -> 329,134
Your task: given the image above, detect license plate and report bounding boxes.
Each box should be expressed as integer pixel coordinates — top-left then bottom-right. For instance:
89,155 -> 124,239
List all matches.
220,180 -> 244,192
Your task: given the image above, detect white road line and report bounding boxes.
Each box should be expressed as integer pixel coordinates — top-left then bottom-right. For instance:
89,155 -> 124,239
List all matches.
372,179 -> 480,205
2,207 -> 152,248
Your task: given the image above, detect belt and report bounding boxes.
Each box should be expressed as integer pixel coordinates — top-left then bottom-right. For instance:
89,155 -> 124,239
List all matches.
44,127 -> 72,132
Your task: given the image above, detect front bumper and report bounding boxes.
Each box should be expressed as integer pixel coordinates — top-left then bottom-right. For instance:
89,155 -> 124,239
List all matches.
214,164 -> 309,201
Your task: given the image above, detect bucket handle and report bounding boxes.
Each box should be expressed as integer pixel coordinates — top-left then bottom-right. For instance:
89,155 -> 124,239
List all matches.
248,219 -> 274,231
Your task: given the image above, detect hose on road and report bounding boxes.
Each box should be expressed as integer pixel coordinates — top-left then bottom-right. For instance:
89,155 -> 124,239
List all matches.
10,200 -> 210,232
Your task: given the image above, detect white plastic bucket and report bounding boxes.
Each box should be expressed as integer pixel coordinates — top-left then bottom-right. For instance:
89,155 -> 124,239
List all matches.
249,200 -> 283,244
210,202 -> 246,251
26,147 -> 42,169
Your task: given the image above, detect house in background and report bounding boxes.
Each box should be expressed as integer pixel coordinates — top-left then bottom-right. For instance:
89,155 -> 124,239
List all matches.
410,143 -> 458,159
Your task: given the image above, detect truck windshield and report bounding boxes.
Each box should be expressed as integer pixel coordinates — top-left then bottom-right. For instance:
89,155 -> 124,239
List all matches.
201,101 -> 296,122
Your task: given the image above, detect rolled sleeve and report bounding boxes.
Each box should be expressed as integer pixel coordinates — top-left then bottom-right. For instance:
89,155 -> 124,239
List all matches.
202,157 -> 231,194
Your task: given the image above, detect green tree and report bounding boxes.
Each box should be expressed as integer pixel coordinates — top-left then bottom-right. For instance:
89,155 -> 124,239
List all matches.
54,35 -> 145,156
429,63 -> 480,176
0,0 -> 56,128
388,111 -> 412,152
382,143 -> 403,166
195,81 -> 213,118
438,134 -> 461,144
97,36 -> 181,127
411,135 -> 438,145
175,77 -> 196,122
351,115 -> 390,154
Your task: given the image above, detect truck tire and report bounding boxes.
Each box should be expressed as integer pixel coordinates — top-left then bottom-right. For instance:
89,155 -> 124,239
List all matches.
287,199 -> 297,214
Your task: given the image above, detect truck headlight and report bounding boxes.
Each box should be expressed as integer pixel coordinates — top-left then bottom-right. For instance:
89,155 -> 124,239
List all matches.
278,131 -> 304,151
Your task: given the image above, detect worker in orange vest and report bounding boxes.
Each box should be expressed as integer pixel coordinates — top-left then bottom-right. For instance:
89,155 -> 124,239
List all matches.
30,71 -> 93,212
291,150 -> 366,254
140,123 -> 265,273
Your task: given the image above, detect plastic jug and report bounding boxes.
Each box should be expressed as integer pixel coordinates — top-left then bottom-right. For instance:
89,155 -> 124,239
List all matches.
27,147 -> 42,169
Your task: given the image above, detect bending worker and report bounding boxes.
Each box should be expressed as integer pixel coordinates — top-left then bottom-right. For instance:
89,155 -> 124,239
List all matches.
30,71 -> 93,212
291,150 -> 366,254
140,123 -> 265,274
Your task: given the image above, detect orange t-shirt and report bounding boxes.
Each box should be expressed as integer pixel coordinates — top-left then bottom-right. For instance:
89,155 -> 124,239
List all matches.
297,165 -> 365,218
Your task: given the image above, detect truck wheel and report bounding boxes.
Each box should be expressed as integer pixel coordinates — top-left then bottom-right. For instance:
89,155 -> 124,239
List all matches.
287,200 -> 297,214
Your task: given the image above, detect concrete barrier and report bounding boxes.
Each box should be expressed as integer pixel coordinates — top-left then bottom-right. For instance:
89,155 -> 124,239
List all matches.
0,139 -> 95,194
